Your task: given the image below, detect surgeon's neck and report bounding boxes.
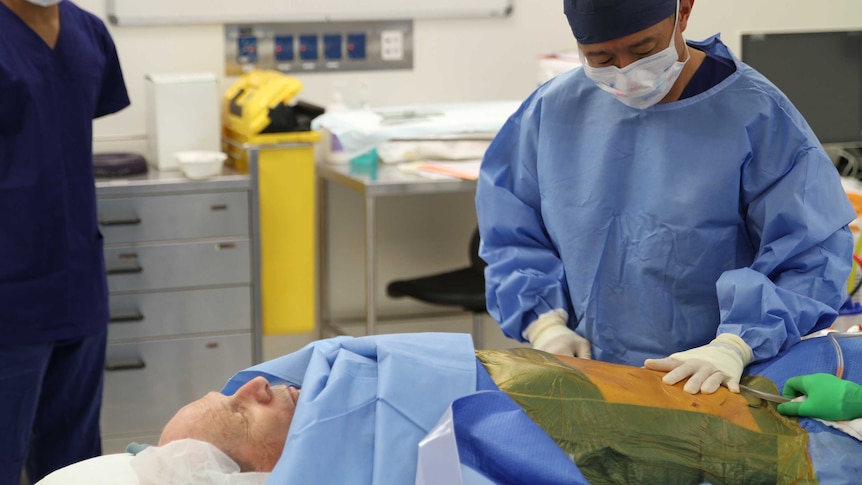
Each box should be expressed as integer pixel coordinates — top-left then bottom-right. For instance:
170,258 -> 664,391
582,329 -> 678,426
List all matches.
660,44 -> 706,104
1,0 -> 60,48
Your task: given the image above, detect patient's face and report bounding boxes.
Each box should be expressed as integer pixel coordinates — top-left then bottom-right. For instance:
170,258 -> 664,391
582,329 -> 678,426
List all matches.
159,376 -> 300,472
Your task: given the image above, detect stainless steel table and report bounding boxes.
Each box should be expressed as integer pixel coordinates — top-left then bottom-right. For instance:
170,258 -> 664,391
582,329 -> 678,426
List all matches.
317,162 -> 477,337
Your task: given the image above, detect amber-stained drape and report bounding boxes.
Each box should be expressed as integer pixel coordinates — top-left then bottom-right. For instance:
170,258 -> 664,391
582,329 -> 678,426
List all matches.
477,349 -> 816,485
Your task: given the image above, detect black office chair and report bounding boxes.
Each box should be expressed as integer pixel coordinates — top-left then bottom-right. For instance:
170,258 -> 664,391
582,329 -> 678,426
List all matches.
386,227 -> 486,347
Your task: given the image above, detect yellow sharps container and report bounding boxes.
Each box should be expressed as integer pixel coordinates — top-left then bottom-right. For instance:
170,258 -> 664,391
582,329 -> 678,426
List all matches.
222,70 -> 322,336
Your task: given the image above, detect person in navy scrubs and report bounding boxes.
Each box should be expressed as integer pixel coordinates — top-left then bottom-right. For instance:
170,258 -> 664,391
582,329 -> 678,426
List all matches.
0,0 -> 130,483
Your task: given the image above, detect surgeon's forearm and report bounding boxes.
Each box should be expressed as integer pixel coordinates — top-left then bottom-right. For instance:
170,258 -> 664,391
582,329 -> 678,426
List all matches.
716,229 -> 853,362
485,262 -> 572,341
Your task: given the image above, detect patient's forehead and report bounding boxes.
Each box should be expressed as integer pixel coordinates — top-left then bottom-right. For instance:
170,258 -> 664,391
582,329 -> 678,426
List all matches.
159,393 -> 232,446
159,400 -> 203,445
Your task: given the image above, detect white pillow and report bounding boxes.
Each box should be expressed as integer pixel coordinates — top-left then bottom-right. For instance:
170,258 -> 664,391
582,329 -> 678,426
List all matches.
36,453 -> 139,485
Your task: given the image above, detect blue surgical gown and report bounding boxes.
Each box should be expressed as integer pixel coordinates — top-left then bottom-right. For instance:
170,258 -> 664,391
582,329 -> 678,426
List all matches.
0,1 -> 130,344
475,35 -> 856,366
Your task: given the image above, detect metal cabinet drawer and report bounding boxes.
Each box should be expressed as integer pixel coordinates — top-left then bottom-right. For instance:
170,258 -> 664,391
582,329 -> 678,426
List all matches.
101,334 -> 253,439
108,286 -> 252,340
98,191 -> 249,244
105,239 -> 251,292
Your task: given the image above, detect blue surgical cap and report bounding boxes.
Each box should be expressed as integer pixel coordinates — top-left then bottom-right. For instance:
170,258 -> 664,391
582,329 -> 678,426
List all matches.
563,0 -> 677,45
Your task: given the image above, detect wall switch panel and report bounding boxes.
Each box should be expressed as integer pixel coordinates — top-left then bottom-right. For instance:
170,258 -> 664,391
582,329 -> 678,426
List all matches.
225,20 -> 413,75
380,29 -> 404,61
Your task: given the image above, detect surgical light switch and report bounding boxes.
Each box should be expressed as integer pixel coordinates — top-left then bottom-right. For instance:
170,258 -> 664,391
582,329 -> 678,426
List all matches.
347,33 -> 367,60
324,34 -> 343,60
274,35 -> 295,62
299,34 -> 319,61
237,36 -> 258,64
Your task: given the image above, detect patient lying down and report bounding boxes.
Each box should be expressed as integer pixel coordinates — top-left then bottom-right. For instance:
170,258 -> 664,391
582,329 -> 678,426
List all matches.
39,333 -> 862,484
151,333 -> 860,485
161,356 -> 779,472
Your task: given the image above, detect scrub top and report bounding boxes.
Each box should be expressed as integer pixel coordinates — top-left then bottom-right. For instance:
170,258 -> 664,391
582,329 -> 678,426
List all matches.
476,35 -> 856,367
0,1 -> 130,344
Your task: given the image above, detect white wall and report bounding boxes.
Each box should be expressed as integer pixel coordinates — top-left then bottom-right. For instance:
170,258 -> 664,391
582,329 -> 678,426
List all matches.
79,0 -> 862,358
687,0 -> 862,55
82,0 -> 576,148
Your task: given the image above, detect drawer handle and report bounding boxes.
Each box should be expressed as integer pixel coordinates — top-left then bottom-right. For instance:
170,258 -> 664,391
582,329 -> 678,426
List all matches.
106,252 -> 142,275
106,265 -> 143,275
217,242 -> 236,250
105,358 -> 146,372
211,204 -> 229,211
99,217 -> 141,226
109,310 -> 144,323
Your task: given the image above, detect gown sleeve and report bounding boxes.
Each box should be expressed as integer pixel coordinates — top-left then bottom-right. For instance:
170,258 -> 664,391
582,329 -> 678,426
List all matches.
718,144 -> 856,362
476,94 -> 575,341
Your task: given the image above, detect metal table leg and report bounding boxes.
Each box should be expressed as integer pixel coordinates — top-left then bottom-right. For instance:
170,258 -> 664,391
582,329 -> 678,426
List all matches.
317,176 -> 330,339
365,193 -> 377,335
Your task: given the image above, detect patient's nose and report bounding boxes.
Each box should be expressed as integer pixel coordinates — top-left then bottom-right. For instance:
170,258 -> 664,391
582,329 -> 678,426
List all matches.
235,376 -> 273,403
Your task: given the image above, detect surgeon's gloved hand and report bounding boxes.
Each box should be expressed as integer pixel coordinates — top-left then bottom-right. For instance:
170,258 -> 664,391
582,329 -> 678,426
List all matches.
644,334 -> 753,395
523,309 -> 591,359
777,373 -> 862,421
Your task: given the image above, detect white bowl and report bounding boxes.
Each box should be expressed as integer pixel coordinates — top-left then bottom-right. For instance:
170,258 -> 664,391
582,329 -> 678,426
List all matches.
174,150 -> 227,180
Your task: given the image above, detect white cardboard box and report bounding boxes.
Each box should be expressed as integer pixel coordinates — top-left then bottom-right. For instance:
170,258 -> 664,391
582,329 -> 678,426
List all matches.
145,73 -> 220,171
537,51 -> 581,85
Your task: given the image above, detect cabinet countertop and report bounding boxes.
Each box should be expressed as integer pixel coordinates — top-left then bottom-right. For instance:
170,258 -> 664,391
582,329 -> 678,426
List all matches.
96,167 -> 251,196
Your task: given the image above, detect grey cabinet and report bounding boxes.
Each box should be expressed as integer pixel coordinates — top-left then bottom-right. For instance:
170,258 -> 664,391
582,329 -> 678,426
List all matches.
96,172 -> 260,454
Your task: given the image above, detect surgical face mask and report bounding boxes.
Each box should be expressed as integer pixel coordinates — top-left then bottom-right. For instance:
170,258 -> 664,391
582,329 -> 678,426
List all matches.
580,3 -> 689,109
26,0 -> 62,6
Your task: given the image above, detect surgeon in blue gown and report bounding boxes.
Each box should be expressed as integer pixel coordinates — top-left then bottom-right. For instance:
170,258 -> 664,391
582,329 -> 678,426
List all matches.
0,0 -> 129,483
476,0 -> 856,396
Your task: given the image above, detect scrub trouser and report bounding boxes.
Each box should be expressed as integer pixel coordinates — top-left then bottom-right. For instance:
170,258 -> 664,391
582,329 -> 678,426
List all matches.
0,330 -> 107,485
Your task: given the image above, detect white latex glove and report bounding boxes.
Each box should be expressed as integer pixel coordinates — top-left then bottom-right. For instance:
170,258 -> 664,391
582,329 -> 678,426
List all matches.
644,333 -> 753,394
523,309 -> 591,359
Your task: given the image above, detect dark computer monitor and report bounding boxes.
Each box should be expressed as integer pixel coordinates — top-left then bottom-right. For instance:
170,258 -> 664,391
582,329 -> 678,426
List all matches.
741,30 -> 862,146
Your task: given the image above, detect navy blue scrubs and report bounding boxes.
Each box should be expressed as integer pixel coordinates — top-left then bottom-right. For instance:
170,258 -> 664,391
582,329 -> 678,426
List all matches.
0,1 -> 129,482
680,43 -> 737,100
